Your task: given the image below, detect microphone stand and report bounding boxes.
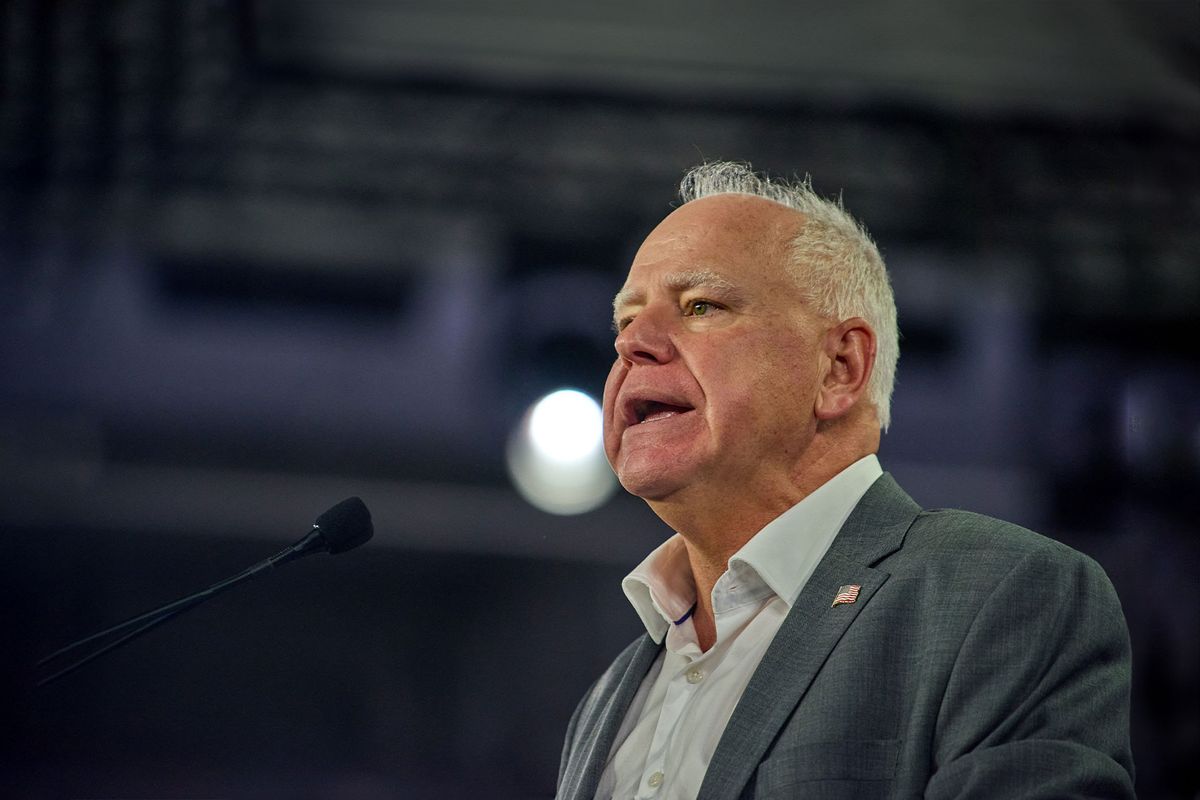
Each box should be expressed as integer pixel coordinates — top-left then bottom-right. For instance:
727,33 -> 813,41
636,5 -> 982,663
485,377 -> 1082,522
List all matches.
36,531 -> 321,687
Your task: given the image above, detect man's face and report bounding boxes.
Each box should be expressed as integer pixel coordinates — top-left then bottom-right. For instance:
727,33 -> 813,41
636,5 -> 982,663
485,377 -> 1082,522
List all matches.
602,194 -> 828,504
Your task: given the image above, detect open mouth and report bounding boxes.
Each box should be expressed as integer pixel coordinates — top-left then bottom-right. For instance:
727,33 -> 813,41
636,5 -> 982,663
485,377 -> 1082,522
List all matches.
633,400 -> 694,424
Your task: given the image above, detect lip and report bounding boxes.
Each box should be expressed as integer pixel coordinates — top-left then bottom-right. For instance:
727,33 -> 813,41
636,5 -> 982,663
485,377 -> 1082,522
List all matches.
618,392 -> 697,428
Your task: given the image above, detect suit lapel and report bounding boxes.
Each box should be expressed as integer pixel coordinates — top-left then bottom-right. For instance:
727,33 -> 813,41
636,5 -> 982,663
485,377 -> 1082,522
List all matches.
697,474 -> 921,800
562,633 -> 662,800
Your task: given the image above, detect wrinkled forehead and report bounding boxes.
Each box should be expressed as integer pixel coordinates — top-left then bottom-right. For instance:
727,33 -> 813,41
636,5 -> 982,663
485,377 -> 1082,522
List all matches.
612,196 -> 806,311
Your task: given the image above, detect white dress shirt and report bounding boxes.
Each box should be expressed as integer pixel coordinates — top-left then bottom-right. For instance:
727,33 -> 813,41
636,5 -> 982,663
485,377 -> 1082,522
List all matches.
594,455 -> 883,800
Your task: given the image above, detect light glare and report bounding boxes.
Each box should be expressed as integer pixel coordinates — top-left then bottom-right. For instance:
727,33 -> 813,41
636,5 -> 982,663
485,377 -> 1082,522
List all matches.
506,388 -> 616,515
529,389 -> 603,463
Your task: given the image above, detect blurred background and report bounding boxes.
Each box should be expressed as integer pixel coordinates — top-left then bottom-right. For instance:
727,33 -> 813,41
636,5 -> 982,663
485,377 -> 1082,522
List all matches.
2,1 -> 1198,797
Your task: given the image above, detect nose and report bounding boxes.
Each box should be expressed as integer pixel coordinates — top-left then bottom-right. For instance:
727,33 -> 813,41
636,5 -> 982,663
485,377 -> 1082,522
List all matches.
614,306 -> 676,365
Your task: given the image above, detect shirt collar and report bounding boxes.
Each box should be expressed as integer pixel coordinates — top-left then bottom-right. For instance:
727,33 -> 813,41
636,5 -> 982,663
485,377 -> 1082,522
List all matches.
622,535 -> 696,644
622,454 -> 884,643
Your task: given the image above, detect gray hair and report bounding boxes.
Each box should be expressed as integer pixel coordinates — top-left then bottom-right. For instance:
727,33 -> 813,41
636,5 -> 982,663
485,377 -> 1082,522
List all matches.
679,161 -> 899,432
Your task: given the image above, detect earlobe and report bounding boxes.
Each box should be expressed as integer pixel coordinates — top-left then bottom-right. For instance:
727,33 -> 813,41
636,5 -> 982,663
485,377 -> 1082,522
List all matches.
814,319 -> 876,421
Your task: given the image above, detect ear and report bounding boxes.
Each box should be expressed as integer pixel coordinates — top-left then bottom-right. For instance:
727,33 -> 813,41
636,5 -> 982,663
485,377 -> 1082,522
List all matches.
814,317 -> 876,421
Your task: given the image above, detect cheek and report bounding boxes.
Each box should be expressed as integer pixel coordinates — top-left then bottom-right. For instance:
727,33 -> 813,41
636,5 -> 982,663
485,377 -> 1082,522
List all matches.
709,336 -> 815,425
601,359 -> 623,417
601,360 -> 625,453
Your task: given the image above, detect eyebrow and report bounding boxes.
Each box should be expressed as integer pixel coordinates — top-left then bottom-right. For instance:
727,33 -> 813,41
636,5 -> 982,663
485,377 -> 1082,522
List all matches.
611,269 -> 742,317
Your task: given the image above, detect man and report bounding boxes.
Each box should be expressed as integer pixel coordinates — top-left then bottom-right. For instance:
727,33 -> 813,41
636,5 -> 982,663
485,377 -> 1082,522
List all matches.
557,162 -> 1134,799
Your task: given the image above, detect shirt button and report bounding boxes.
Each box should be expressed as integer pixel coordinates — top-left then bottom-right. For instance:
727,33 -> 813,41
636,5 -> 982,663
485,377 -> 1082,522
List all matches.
647,771 -> 664,788
686,666 -> 705,684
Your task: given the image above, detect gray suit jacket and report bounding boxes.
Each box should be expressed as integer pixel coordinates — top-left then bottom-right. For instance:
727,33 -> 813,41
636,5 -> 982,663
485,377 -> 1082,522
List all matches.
557,474 -> 1134,799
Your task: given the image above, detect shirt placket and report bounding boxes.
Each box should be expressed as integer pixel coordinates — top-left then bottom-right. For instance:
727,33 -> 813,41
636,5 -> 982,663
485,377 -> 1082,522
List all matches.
635,651 -> 710,798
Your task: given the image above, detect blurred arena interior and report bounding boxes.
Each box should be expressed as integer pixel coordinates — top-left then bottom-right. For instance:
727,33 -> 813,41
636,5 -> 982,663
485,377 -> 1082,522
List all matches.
1,1 -> 1197,797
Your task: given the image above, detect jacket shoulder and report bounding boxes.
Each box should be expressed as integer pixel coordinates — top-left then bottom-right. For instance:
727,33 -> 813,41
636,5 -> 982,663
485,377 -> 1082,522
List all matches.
889,507 -> 1114,593
907,507 -> 1083,558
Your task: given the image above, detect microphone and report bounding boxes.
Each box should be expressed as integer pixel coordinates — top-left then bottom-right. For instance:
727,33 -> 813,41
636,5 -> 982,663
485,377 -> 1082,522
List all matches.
283,496 -> 374,557
242,496 -> 374,575
36,497 -> 373,687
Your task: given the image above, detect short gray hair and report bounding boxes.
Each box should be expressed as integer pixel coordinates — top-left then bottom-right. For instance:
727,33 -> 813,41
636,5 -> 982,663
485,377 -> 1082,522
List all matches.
679,161 -> 899,431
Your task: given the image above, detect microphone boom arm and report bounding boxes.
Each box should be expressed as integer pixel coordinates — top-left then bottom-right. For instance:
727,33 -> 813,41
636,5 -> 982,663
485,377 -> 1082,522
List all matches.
35,498 -> 372,688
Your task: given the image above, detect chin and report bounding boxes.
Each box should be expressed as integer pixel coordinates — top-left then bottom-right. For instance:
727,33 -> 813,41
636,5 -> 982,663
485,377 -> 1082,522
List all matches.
615,465 -> 687,502
612,441 -> 711,501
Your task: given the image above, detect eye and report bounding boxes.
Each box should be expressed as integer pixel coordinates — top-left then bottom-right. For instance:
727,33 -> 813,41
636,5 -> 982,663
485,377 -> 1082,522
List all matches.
684,300 -> 717,318
613,315 -> 633,333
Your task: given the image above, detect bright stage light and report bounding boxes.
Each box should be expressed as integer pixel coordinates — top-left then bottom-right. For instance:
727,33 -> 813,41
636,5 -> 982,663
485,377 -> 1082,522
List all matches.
506,389 -> 616,515
528,389 -> 603,463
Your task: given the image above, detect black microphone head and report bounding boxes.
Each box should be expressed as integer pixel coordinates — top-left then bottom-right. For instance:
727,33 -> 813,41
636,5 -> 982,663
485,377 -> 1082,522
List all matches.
313,497 -> 373,554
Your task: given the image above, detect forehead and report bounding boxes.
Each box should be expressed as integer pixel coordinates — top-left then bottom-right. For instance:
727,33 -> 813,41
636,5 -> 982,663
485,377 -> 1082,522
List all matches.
614,194 -> 806,306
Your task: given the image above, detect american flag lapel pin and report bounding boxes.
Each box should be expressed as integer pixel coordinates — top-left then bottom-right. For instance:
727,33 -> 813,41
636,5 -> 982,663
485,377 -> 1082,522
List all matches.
831,584 -> 861,607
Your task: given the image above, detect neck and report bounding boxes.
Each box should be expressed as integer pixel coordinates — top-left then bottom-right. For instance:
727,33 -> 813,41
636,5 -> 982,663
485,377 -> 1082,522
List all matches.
647,430 -> 878,651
